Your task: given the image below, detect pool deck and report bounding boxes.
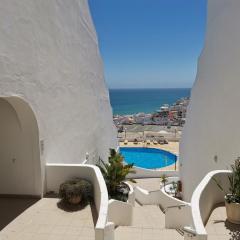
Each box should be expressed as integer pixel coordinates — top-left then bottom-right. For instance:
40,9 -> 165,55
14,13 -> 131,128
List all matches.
128,178 -> 162,191
119,141 -> 179,156
119,141 -> 179,171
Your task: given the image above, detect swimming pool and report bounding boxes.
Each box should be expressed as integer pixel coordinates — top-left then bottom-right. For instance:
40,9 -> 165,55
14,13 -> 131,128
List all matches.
119,147 -> 177,169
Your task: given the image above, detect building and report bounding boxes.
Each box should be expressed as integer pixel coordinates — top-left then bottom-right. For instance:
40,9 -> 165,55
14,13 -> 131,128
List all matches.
0,0 -> 117,197
0,0 -> 239,240
180,0 -> 240,201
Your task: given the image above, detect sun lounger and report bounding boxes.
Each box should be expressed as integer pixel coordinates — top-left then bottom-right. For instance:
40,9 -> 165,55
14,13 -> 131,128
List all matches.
158,137 -> 165,145
124,139 -> 128,145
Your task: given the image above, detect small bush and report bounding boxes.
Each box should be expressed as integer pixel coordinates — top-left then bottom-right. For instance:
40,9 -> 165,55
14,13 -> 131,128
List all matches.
59,178 -> 93,204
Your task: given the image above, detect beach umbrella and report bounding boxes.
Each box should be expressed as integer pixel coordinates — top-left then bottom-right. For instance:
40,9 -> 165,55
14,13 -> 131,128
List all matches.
158,130 -> 168,135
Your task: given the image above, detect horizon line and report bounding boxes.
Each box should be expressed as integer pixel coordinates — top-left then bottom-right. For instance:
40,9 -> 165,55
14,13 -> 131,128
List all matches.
109,87 -> 192,90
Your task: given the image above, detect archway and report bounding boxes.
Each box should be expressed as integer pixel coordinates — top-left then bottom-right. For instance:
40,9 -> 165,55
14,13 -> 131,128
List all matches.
0,97 -> 42,229
0,97 -> 42,195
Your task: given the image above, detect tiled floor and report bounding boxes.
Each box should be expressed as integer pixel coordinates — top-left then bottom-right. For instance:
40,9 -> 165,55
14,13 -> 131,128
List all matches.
128,178 -> 162,192
206,205 -> 240,240
0,198 -> 96,240
115,202 -> 183,240
0,197 -> 39,231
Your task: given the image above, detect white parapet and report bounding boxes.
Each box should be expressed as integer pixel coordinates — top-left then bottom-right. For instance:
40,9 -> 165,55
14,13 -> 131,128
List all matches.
134,178 -> 192,229
127,166 -> 179,179
46,164 -> 114,240
107,182 -> 135,226
188,170 -> 231,240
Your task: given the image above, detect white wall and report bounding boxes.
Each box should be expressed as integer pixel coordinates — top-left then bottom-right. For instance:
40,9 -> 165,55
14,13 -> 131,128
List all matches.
0,98 -> 42,196
46,164 -> 114,240
108,200 -> 133,226
107,182 -> 135,226
189,170 -> 231,239
134,180 -> 192,229
127,166 -> 179,179
0,0 -> 117,166
180,0 -> 240,201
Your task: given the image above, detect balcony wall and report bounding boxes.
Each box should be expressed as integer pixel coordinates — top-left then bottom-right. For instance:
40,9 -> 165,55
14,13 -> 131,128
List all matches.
46,164 -> 114,240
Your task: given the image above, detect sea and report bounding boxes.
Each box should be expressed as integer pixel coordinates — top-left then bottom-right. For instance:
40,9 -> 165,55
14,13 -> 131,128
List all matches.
109,88 -> 191,115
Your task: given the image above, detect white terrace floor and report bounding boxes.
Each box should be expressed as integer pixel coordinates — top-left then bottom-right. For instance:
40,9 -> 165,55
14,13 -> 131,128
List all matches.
114,178 -> 183,240
206,205 -> 240,240
128,178 -> 240,240
0,197 -> 95,240
0,179 -> 239,240
115,202 -> 183,240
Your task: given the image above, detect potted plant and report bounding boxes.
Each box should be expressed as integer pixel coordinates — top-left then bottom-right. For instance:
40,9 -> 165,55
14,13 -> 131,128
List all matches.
59,178 -> 93,205
214,158 -> 240,224
97,149 -> 136,202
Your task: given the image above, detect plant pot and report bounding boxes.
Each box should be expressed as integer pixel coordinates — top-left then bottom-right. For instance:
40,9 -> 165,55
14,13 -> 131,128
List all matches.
68,195 -> 82,205
225,200 -> 240,224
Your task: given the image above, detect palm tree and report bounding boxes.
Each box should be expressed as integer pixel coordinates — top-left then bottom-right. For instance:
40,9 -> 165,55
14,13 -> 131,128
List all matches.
97,149 -> 136,197
160,174 -> 168,192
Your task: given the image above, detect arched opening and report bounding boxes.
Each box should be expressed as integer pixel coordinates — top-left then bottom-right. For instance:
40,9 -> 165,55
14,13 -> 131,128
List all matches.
0,97 -> 42,229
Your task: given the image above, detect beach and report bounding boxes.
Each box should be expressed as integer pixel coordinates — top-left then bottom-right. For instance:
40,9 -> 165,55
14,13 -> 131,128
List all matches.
117,124 -> 182,142
109,88 -> 191,115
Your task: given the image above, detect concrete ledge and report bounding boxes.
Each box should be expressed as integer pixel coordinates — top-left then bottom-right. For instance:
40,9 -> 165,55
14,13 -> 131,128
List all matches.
127,166 -> 179,179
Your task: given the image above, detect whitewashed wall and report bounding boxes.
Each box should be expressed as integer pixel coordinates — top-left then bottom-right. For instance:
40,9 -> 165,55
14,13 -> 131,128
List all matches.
189,170 -> 231,239
46,164 -> 114,240
180,0 -> 240,201
0,0 -> 117,166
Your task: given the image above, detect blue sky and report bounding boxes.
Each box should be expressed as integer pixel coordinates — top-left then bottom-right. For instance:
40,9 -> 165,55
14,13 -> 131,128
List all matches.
89,0 -> 207,89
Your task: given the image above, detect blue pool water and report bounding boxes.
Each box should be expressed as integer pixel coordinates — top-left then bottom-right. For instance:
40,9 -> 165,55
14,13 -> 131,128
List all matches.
120,147 -> 177,169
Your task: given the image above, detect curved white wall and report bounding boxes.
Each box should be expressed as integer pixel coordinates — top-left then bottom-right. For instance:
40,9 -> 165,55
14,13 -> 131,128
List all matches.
190,170 -> 231,239
0,0 -> 117,165
180,0 -> 240,201
46,164 -> 114,240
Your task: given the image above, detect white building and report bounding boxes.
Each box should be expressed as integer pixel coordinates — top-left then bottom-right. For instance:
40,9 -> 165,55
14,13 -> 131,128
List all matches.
180,0 -> 240,201
0,1 -> 239,240
0,0 -> 117,197
133,112 -> 145,124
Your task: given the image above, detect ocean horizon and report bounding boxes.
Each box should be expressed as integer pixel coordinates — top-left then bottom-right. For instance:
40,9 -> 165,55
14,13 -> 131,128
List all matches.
109,88 -> 191,115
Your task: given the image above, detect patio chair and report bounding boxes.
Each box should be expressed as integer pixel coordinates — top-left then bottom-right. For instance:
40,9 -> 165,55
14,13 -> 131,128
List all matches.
134,138 -> 138,145
146,139 -> 151,145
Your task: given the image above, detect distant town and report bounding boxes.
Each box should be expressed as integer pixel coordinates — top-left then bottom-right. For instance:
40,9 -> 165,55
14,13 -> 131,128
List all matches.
113,97 -> 190,130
